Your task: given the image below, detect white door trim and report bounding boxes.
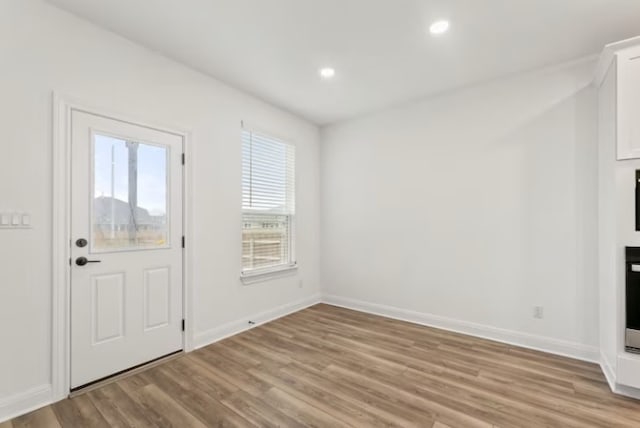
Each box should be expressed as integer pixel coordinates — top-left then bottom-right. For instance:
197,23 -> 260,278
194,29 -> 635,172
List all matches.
51,93 -> 195,401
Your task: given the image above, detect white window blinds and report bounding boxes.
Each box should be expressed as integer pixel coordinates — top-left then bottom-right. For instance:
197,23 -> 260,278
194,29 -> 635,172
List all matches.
242,130 -> 295,215
241,129 -> 296,275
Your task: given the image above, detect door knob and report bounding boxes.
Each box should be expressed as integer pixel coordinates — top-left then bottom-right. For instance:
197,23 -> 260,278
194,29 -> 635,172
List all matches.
75,257 -> 101,266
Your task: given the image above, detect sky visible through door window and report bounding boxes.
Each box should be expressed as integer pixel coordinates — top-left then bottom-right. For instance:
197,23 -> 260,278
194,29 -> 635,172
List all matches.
94,134 -> 167,216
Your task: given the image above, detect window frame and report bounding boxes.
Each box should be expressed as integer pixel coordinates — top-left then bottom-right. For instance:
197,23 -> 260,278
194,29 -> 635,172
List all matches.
240,127 -> 297,283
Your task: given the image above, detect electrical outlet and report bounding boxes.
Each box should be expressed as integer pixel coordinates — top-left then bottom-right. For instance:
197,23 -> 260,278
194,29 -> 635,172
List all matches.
533,306 -> 544,319
298,279 -> 304,288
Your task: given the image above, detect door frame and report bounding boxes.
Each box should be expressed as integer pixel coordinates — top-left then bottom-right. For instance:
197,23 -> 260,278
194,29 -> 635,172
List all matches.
51,93 -> 195,401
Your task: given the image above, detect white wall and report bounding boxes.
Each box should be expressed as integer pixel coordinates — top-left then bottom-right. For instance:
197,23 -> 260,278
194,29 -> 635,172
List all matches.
321,58 -> 599,357
0,0 -> 320,418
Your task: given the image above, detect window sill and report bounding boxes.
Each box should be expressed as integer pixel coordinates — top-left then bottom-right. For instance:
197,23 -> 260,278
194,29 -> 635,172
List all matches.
240,264 -> 298,285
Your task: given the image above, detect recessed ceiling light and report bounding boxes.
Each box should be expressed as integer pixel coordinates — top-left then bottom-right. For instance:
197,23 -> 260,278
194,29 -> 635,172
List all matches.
429,20 -> 450,35
319,67 -> 336,79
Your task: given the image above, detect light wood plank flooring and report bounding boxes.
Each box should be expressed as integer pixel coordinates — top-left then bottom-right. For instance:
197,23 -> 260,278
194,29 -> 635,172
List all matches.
4,304 -> 640,427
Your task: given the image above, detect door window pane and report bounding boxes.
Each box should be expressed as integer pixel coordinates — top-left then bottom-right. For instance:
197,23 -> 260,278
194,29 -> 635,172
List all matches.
92,134 -> 169,251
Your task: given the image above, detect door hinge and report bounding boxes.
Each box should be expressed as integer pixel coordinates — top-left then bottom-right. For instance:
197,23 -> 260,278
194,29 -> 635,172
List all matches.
182,153 -> 185,165
181,319 -> 185,331
182,236 -> 185,248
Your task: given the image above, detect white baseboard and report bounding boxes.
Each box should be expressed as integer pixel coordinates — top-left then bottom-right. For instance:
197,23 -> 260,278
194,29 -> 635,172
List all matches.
600,352 -> 616,391
613,383 -> 640,400
322,294 -> 600,363
193,293 -> 322,349
0,384 -> 52,423
607,354 -> 640,400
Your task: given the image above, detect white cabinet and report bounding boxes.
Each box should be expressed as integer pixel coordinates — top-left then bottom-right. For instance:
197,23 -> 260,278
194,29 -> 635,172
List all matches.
616,47 -> 640,160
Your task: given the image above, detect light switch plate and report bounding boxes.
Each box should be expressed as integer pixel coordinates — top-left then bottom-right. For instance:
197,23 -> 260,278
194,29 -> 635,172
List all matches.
0,212 -> 32,228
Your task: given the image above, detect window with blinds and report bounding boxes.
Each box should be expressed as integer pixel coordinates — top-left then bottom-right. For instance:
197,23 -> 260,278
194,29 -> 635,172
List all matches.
241,129 -> 296,276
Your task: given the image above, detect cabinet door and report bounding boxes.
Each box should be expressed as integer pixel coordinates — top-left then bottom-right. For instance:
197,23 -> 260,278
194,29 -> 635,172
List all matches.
618,50 -> 640,160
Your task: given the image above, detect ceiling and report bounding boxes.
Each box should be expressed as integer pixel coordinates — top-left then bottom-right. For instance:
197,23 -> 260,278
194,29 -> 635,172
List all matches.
46,0 -> 640,125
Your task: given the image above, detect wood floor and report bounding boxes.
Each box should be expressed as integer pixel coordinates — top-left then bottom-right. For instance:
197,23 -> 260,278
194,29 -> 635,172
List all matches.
4,304 -> 640,427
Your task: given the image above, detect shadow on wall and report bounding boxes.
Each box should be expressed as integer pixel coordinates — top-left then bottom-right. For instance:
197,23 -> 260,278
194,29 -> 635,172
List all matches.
500,85 -> 597,343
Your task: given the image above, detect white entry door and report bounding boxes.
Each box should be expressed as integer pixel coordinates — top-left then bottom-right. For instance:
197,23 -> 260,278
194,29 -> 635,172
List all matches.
70,110 -> 184,389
